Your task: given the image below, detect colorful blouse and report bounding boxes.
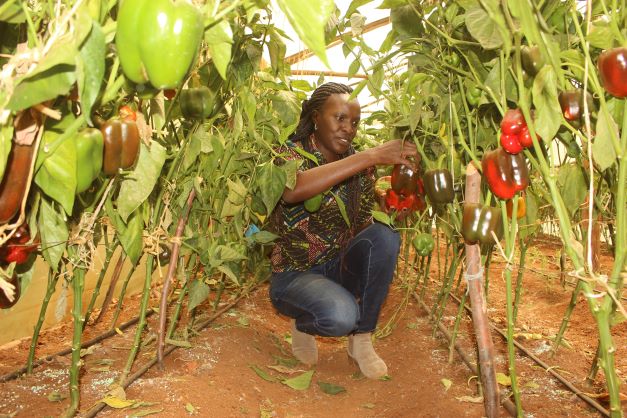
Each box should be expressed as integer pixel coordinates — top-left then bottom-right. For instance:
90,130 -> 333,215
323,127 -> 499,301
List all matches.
270,141 -> 375,273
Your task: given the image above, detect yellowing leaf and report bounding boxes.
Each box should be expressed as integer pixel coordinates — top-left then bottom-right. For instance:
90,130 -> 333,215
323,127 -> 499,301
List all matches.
496,372 -> 511,386
282,370 -> 314,390
250,365 -> 277,382
524,381 -> 540,389
456,395 -> 484,403
441,378 -> 453,392
101,395 -> 136,409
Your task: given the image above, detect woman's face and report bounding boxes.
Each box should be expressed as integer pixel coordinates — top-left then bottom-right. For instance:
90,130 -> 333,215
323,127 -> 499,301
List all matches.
312,93 -> 361,162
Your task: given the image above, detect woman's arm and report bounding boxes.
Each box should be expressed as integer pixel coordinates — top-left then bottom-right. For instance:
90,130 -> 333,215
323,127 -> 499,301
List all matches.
282,139 -> 418,204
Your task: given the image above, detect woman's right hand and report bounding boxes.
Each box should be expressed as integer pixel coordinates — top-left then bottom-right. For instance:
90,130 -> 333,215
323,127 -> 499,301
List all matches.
366,139 -> 419,167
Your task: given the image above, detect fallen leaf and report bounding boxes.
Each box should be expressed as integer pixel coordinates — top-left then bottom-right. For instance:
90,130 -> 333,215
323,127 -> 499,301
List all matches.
101,395 -> 135,409
456,395 -> 483,403
441,378 -> 453,392
496,372 -> 511,386
47,391 -> 67,402
237,316 -> 249,326
130,408 -> 164,417
185,403 -> 196,414
267,365 -> 300,374
318,381 -> 346,395
282,370 -> 314,390
361,403 -> 375,409
524,381 -> 540,389
250,365 -> 277,382
165,338 -> 192,348
513,332 -> 544,340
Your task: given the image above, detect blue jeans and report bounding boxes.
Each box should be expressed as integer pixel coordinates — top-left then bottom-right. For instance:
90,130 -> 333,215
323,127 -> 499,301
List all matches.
269,222 -> 400,337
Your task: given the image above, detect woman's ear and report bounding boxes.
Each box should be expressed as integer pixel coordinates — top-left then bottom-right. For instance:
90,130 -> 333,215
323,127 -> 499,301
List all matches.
312,110 -> 320,127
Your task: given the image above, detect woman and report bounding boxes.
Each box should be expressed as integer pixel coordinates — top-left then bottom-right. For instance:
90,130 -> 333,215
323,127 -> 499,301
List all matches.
269,82 -> 418,378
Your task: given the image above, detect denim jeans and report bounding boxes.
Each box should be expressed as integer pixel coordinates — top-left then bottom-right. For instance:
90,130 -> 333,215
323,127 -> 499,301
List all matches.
269,222 -> 400,336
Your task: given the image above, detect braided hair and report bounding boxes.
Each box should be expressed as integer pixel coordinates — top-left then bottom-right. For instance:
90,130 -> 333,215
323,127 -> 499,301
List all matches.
290,82 -> 362,246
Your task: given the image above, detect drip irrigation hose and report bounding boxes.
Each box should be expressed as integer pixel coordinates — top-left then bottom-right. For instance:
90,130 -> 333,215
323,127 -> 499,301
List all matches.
413,293 -> 517,417
447,291 -> 611,417
81,287 -> 254,418
401,254 -> 611,417
0,309 -> 155,383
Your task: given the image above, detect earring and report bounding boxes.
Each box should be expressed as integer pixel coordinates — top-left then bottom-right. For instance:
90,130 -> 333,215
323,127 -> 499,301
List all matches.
314,123 -> 318,131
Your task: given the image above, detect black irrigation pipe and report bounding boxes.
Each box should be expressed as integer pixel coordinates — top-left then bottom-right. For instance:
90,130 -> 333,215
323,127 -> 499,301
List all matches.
81,287 -> 255,418
412,293 -> 517,417
446,291 -> 610,417
0,309 -> 155,383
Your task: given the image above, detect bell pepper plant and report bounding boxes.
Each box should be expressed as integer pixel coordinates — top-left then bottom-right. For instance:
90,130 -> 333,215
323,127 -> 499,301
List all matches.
461,203 -> 504,245
597,47 -> 627,98
116,0 -> 204,89
180,87 -> 216,120
412,233 -> 435,256
74,128 -> 104,194
100,119 -> 141,176
423,168 -> 455,204
481,147 -> 529,200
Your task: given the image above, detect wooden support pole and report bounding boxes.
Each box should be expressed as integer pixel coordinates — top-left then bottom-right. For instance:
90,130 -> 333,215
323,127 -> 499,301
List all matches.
464,163 -> 500,418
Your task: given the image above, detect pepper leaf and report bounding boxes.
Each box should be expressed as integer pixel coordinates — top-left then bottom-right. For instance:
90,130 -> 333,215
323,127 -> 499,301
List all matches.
187,279 -> 210,311
38,197 -> 69,272
275,0 -> 334,67
532,66 -> 561,143
117,142 -> 167,223
556,164 -> 586,217
77,21 -> 105,126
464,5 -> 504,50
282,370 -> 314,390
34,113 -> 77,215
0,123 -> 13,181
258,162 -> 287,214
204,19 -> 233,80
592,109 -> 618,172
318,381 -> 346,395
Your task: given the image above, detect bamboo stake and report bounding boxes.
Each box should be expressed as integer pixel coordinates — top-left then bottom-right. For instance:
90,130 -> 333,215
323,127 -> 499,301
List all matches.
463,163 -> 499,418
157,188 -> 196,367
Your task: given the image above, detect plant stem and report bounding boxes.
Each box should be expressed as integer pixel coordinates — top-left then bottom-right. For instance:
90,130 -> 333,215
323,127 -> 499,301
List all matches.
26,268 -> 59,374
64,249 -> 85,418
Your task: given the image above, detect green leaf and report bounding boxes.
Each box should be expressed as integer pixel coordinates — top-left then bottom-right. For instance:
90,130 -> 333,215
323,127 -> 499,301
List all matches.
390,4 -> 424,39
532,66 -> 561,142
258,162 -> 287,214
250,364 -> 277,382
465,6 -> 503,50
282,370 -> 314,390
441,378 -> 453,392
371,210 -> 391,226
270,91 -> 301,126
77,22 -> 105,126
117,208 -> 144,263
330,191 -> 350,227
275,0 -> 334,67
318,381 -> 346,395
251,230 -> 279,244
8,66 -> 76,112
519,189 -> 539,241
587,20 -> 616,50
204,20 -> 233,80
217,264 -> 239,285
0,123 -> 13,181
187,279 -> 210,311
34,114 -> 77,214
38,197 -> 68,271
592,109 -> 618,171
117,142 -> 167,223
0,3 -> 25,23
165,338 -> 192,348
557,164 -> 586,217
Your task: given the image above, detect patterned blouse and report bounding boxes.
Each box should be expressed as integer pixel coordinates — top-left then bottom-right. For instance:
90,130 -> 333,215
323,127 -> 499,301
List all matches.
270,140 -> 375,273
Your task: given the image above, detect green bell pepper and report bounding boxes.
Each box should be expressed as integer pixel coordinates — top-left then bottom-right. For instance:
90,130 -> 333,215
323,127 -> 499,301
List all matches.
461,203 -> 503,246
75,128 -> 104,193
180,87 -> 216,120
116,0 -> 204,89
412,233 -> 435,256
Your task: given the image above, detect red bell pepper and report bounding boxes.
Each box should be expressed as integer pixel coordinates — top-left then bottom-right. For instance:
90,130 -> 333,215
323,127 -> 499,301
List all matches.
481,148 -> 529,200
0,223 -> 38,265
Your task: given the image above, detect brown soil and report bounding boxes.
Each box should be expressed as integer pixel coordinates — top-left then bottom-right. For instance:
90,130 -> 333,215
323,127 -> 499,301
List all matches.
0,235 -> 625,418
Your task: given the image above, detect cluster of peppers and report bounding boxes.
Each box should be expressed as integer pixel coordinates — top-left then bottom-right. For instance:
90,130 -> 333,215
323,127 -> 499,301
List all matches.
386,163 -> 425,213
0,223 -> 38,309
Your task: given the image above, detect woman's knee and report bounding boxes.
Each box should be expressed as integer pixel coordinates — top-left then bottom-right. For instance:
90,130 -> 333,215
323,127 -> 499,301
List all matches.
315,299 -> 359,336
366,222 -> 401,256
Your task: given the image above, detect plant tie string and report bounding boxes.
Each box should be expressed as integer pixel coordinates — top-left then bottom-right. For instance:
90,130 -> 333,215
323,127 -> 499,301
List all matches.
464,267 -> 484,293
